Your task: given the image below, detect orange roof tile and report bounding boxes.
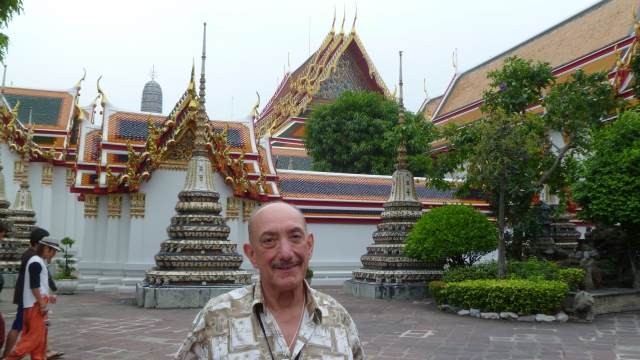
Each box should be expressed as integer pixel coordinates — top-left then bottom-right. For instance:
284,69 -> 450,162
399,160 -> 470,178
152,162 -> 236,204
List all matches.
437,0 -> 636,117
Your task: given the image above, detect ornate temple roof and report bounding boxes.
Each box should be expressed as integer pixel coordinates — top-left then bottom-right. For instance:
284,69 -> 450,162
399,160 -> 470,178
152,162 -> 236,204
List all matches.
430,0 -> 639,129
255,11 -> 393,149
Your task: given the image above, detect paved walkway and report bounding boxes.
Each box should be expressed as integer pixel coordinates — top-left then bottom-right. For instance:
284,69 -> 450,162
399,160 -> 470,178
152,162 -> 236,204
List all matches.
0,287 -> 638,359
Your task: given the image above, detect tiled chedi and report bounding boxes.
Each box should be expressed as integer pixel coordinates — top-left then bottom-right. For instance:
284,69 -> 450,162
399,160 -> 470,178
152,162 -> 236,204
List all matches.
144,26 -> 250,287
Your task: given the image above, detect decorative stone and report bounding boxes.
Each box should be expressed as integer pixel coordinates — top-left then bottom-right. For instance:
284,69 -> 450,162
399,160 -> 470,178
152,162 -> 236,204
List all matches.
517,315 -> 535,322
470,308 -> 480,318
1,179 -> 37,273
481,312 -> 500,320
574,291 -> 595,323
535,314 -> 556,322
84,194 -> 99,218
500,312 -> 518,320
556,312 -> 569,323
458,310 -> 470,316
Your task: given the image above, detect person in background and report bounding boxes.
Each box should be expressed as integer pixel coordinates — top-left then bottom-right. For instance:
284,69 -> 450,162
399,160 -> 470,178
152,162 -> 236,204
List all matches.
0,221 -> 8,353
6,237 -> 61,360
2,228 -> 64,360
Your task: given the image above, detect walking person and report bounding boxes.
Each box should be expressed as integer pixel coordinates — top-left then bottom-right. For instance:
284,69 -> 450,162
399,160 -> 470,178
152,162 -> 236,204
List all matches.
2,229 -> 64,360
6,237 -> 61,360
0,222 -> 8,354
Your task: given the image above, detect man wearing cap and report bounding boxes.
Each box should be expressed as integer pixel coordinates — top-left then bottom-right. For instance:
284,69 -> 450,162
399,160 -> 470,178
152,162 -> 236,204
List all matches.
6,237 -> 61,360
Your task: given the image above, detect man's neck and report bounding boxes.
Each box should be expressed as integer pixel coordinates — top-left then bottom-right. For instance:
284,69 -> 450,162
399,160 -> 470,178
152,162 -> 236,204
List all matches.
30,245 -> 37,251
261,282 -> 305,314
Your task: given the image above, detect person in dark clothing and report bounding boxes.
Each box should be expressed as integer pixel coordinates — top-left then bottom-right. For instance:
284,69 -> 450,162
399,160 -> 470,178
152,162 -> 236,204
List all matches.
1,228 -> 64,360
0,221 -> 8,353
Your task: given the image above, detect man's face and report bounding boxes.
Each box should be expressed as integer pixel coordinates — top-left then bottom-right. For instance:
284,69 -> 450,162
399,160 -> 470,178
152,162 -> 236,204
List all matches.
244,204 -> 314,293
43,246 -> 57,261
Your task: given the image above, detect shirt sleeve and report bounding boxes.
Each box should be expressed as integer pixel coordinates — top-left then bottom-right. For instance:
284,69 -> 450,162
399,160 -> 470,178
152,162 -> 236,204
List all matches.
28,262 -> 43,289
173,309 -> 211,360
48,273 -> 57,292
347,313 -> 366,360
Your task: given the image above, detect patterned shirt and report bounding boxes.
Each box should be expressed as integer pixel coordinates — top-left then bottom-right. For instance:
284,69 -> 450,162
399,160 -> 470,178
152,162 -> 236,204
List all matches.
174,280 -> 365,360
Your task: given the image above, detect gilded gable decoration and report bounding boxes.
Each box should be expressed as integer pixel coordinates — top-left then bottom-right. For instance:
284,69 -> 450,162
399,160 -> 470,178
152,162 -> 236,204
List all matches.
13,160 -> 26,183
107,194 -> 123,219
65,168 -> 74,188
84,194 -> 99,218
130,193 -> 146,219
242,199 -> 256,222
226,196 -> 240,220
41,164 -> 53,187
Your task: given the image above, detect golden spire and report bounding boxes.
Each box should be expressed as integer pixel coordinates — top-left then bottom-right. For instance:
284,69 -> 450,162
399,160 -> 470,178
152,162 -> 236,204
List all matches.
339,5 -> 346,36
423,78 -> 429,99
330,5 -> 336,35
1,64 -> 6,99
287,52 -> 290,72
194,22 -> 208,156
350,2 -> 357,35
396,51 -> 408,170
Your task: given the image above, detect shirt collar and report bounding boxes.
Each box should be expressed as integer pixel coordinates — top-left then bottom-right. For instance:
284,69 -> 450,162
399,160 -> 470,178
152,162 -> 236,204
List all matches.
252,279 -> 323,324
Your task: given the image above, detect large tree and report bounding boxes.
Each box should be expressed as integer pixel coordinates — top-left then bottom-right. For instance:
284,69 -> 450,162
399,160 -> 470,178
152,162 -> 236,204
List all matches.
303,90 -> 435,175
0,0 -> 23,62
425,56 -> 624,278
572,111 -> 640,289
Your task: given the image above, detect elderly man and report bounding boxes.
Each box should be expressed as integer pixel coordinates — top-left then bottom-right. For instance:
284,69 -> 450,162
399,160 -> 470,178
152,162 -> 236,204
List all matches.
175,202 -> 365,360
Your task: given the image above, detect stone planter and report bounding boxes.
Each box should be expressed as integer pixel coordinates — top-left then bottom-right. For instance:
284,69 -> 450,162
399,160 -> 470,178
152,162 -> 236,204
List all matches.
56,278 -> 79,295
305,277 -> 312,286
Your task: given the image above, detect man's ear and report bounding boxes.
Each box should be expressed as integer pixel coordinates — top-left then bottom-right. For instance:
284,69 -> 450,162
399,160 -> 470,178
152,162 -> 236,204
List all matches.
243,242 -> 259,269
306,232 -> 314,261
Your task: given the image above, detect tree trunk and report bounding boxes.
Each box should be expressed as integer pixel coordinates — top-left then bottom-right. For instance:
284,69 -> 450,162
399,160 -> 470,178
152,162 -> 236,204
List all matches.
628,242 -> 640,290
498,181 -> 507,279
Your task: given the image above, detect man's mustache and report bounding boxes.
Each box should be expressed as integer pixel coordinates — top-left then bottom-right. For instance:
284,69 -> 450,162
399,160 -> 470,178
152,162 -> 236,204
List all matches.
270,258 -> 303,270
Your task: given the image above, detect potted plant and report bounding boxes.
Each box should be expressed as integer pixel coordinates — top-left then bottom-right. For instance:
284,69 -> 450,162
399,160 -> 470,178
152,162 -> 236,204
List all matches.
305,268 -> 313,285
53,237 -> 79,294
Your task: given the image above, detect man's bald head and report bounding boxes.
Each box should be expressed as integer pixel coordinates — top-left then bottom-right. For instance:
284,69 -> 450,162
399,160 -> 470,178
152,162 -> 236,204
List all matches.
247,202 -> 307,243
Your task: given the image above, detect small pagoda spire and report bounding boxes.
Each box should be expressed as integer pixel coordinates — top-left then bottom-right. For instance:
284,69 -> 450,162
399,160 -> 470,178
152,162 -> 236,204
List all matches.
148,65 -> 158,80
194,22 -> 208,157
395,51 -> 408,170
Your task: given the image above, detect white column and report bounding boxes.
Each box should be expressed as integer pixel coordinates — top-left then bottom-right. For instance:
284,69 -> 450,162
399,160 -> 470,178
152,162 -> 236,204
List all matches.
77,194 -> 99,291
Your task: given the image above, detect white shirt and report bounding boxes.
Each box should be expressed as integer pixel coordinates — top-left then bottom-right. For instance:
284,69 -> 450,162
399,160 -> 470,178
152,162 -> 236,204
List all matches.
23,255 -> 50,308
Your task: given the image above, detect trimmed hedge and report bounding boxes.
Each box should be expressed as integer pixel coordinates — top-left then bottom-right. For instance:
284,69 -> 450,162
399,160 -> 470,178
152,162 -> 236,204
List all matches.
434,279 -> 569,314
441,257 -> 584,290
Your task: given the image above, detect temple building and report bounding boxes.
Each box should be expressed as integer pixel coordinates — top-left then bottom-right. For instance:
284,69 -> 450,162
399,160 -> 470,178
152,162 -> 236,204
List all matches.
421,0 -> 640,236
0,0 -> 635,294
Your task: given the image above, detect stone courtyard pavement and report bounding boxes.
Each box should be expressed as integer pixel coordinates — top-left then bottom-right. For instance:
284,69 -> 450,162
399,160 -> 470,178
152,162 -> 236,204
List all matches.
1,287 -> 639,360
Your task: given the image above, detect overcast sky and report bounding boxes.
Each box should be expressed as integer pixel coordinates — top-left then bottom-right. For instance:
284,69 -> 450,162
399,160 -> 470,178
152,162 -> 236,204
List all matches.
4,0 -> 598,120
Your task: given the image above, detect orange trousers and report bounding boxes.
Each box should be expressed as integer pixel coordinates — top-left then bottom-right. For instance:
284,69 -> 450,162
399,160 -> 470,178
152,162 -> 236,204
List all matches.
6,302 -> 48,360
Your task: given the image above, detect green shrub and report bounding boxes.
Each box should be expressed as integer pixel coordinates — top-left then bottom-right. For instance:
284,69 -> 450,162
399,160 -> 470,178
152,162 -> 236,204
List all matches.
442,262 -> 498,283
429,281 -> 447,305
405,204 -> 498,266
558,268 -> 585,290
53,237 -> 77,280
597,259 -> 616,270
305,268 -> 313,278
442,257 -> 584,289
442,279 -> 569,314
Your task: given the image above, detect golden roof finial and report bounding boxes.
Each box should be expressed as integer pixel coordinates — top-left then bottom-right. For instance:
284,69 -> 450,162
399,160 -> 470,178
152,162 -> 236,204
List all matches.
634,5 -> 640,36
76,68 -> 86,92
251,92 -> 260,120
452,49 -> 458,74
423,78 -> 429,99
330,5 -> 336,35
149,65 -> 158,81
339,5 -> 346,36
97,75 -> 107,105
287,52 -> 290,72
1,64 -> 6,96
350,2 -> 357,35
